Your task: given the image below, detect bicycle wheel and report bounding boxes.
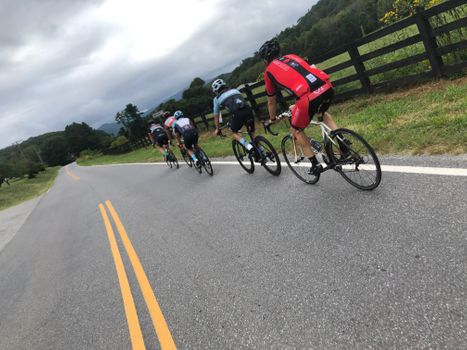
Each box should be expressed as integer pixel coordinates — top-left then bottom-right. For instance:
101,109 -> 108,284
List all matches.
326,128 -> 381,190
182,150 -> 193,167
168,150 -> 179,169
254,136 -> 281,176
232,140 -> 254,174
281,135 -> 320,184
198,148 -> 213,176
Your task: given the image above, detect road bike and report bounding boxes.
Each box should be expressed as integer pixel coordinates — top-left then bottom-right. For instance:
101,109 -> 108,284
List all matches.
179,145 -> 193,167
219,122 -> 281,176
192,146 -> 213,176
164,148 -> 179,169
265,111 -> 381,190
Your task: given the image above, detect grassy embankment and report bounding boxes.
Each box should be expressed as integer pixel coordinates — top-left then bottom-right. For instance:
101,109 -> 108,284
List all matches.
0,167 -> 60,211
78,76 -> 466,166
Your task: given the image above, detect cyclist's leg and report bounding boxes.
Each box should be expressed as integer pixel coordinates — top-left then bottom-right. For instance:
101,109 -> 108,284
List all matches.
291,97 -> 315,158
292,96 -> 322,173
230,110 -> 253,151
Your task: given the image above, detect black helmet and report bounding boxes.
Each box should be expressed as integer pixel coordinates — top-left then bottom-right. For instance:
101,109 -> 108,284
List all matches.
258,39 -> 280,61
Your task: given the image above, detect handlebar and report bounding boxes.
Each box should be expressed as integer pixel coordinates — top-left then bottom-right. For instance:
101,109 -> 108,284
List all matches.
263,111 -> 291,136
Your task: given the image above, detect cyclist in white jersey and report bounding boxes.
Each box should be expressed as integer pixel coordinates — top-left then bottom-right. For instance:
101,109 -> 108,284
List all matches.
172,110 -> 200,166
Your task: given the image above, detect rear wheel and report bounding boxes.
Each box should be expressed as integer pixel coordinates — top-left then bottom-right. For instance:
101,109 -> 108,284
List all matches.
168,149 -> 179,169
281,135 -> 320,184
181,149 -> 193,167
326,128 -> 381,190
232,140 -> 254,174
254,136 -> 281,176
197,148 -> 213,176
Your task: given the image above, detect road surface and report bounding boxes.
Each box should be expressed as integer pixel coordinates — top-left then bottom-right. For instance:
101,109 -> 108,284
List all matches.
0,159 -> 466,349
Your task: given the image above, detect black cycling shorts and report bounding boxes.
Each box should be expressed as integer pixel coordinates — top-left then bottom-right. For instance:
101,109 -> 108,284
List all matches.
183,129 -> 199,150
153,133 -> 169,147
230,106 -> 255,133
308,88 -> 334,119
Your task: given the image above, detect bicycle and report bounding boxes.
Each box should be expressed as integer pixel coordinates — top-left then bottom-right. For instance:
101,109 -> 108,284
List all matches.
192,146 -> 213,176
179,144 -> 193,167
219,122 -> 281,176
265,111 -> 381,190
164,147 -> 179,169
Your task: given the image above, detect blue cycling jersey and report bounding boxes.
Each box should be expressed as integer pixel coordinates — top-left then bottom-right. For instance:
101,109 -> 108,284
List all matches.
213,89 -> 245,115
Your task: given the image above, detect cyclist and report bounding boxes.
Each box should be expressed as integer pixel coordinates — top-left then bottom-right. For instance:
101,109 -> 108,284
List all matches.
148,120 -> 172,160
172,110 -> 200,166
212,79 -> 254,152
259,38 -> 344,175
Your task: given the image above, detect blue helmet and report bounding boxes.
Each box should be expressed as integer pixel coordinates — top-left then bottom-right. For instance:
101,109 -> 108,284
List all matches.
173,110 -> 184,120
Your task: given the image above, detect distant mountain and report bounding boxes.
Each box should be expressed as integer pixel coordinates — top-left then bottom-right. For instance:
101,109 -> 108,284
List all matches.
98,122 -> 121,136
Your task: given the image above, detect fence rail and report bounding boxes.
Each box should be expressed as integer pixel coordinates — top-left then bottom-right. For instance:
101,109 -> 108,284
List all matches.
193,0 -> 466,130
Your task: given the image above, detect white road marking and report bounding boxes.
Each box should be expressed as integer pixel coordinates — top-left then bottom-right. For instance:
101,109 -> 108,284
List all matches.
87,161 -> 467,177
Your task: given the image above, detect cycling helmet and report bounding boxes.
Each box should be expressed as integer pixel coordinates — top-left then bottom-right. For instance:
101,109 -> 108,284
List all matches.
258,39 -> 280,61
173,110 -> 184,120
212,79 -> 226,94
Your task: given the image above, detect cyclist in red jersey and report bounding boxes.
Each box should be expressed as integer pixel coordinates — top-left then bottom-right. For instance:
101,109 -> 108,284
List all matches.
259,39 -> 342,175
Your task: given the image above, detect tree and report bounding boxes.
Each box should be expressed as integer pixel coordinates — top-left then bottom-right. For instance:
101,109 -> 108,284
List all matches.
64,122 -> 97,155
41,136 -> 70,166
115,104 -> 146,142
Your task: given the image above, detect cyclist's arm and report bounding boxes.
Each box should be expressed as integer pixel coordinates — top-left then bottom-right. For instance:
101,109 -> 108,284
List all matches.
267,95 -> 277,122
148,132 -> 155,144
213,98 -> 221,132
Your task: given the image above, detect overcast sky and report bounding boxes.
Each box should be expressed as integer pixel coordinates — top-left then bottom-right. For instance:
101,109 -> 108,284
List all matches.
0,0 -> 317,148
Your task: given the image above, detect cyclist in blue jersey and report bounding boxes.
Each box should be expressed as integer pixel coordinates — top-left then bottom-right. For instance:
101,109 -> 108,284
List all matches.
212,79 -> 255,152
172,110 -> 200,167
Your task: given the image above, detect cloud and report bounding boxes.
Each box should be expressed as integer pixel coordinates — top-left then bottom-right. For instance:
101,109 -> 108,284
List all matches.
0,0 -> 316,148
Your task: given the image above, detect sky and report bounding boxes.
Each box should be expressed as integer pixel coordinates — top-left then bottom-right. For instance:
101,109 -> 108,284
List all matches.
0,0 -> 316,148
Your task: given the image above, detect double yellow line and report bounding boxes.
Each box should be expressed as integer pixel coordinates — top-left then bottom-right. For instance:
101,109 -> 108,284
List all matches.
99,200 -> 176,350
65,166 -> 80,181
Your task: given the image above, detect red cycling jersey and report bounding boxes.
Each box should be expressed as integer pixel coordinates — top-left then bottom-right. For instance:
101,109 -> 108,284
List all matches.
264,54 -> 334,129
264,54 -> 331,98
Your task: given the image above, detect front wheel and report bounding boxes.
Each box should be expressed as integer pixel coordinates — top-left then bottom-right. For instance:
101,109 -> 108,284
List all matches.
325,128 -> 381,190
232,140 -> 254,174
281,134 -> 320,184
254,136 -> 281,176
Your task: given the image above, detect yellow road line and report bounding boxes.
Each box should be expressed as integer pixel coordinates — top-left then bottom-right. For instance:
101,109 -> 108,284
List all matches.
98,204 -> 146,350
105,200 -> 176,350
65,166 -> 80,180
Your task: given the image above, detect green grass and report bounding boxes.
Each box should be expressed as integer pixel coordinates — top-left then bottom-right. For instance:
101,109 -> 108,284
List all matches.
0,167 -> 60,211
78,76 -> 467,167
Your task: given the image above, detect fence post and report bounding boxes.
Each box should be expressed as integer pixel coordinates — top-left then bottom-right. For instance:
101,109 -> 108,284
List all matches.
348,44 -> 372,94
415,6 -> 444,77
200,114 -> 209,130
243,83 -> 262,121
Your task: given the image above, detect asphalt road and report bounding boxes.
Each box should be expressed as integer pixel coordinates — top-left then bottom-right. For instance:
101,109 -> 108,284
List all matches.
0,159 -> 466,349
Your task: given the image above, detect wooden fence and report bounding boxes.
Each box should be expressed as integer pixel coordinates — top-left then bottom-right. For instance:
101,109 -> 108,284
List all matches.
193,0 -> 466,130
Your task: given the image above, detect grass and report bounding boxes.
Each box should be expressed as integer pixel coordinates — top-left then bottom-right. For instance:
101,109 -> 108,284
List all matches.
0,167 -> 60,211
78,76 -> 467,167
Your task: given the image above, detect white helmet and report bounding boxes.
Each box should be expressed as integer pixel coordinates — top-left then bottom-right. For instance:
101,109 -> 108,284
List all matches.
211,79 -> 226,94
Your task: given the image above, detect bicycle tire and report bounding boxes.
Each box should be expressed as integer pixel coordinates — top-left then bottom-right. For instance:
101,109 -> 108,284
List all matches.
281,134 -> 320,184
168,150 -> 179,169
232,139 -> 254,174
198,148 -> 213,176
325,128 -> 381,190
254,136 -> 281,176
182,150 -> 193,167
